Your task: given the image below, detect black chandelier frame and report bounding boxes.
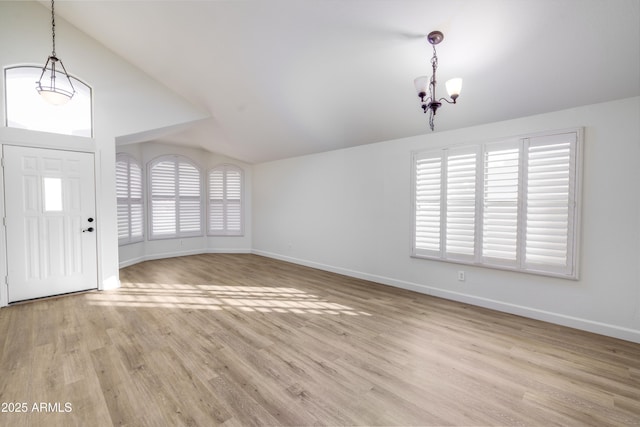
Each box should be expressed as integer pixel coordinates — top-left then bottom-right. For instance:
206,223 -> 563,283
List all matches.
36,0 -> 76,104
416,31 -> 460,131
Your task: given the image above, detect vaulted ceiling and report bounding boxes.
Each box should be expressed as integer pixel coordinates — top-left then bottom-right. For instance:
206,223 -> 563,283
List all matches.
51,0 -> 639,163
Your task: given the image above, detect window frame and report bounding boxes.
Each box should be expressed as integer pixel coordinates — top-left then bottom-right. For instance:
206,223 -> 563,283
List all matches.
116,153 -> 144,245
207,164 -> 245,236
4,65 -> 93,138
147,155 -> 204,240
412,128 -> 582,280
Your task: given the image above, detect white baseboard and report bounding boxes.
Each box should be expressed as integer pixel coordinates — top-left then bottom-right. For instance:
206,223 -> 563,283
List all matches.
252,249 -> 640,344
101,275 -> 121,291
119,248 -> 252,269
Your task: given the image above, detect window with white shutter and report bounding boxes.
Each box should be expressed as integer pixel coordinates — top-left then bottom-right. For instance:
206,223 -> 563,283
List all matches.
445,147 -> 478,260
116,153 -> 144,245
149,156 -> 203,239
208,164 -> 244,236
412,128 -> 581,279
482,141 -> 520,266
523,133 -> 577,275
414,152 -> 442,257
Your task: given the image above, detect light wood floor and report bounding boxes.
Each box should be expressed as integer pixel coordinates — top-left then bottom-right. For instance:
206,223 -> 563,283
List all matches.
1,254 -> 639,426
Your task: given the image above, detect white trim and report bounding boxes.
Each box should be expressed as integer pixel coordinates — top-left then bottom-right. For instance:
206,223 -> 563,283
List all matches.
0,144 -> 6,307
118,248 -> 252,269
0,127 -> 96,153
572,127 -> 584,280
93,150 -> 103,292
101,276 -> 121,291
252,249 -> 640,344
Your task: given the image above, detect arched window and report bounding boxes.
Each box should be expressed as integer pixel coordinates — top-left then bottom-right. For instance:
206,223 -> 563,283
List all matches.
116,153 -> 144,245
208,164 -> 244,236
4,66 -> 92,137
149,155 -> 202,239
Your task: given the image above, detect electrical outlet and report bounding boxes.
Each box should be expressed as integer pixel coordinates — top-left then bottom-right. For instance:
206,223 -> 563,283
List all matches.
457,271 -> 465,281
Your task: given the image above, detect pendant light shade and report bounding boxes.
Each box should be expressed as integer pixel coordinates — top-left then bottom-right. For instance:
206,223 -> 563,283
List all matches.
413,76 -> 429,97
445,78 -> 462,99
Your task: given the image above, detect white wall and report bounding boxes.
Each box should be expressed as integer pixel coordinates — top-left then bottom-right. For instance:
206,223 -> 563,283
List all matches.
117,141 -> 252,268
253,96 -> 640,343
0,2 -> 207,296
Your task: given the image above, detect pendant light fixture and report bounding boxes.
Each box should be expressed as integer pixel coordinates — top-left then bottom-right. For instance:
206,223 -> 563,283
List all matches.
413,31 -> 462,131
36,0 -> 75,105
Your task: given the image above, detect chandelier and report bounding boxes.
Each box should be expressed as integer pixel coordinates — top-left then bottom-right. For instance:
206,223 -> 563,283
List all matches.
36,0 -> 75,105
414,31 -> 462,131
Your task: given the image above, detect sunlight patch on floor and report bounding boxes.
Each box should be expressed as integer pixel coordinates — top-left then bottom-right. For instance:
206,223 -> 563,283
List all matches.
86,282 -> 371,316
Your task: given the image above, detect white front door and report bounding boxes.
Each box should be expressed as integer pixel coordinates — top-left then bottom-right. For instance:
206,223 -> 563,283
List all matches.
3,145 -> 97,302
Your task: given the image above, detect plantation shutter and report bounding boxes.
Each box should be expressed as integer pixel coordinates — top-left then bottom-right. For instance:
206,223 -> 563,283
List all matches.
524,132 -> 577,275
208,165 -> 243,236
116,158 -> 129,241
414,152 -> 442,257
150,160 -> 177,237
445,147 -> 478,259
129,163 -> 144,241
482,142 -> 520,265
178,161 -> 202,235
226,169 -> 243,233
116,154 -> 144,245
209,169 -> 225,233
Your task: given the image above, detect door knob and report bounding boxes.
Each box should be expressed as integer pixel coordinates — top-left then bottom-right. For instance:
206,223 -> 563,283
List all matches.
82,227 -> 94,233
88,217 -> 94,222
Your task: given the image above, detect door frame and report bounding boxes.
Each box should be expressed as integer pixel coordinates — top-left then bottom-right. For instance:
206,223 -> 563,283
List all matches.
1,129 -> 101,307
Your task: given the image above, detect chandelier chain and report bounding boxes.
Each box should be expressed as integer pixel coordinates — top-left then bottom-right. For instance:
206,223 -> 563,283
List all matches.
431,44 -> 438,68
51,0 -> 56,56
430,44 -> 438,103
427,43 -> 439,130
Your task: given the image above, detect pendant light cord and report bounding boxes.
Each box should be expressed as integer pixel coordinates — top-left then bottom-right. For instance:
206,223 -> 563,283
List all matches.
51,0 -> 56,56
